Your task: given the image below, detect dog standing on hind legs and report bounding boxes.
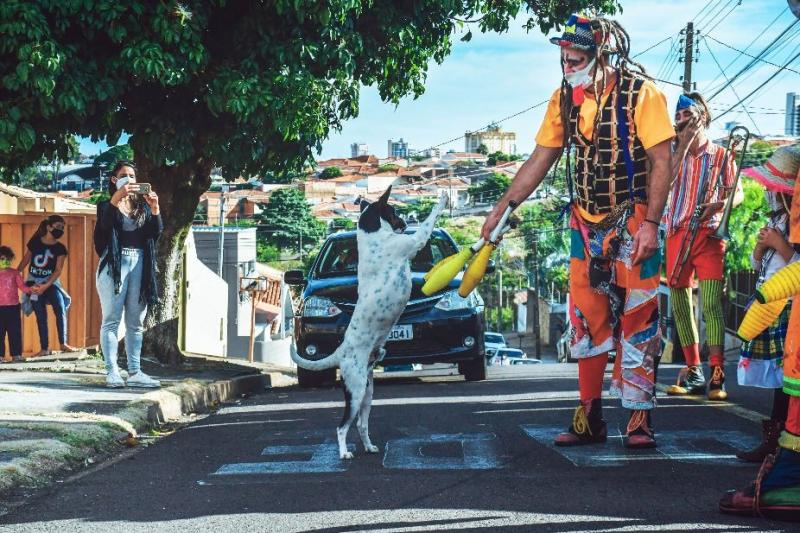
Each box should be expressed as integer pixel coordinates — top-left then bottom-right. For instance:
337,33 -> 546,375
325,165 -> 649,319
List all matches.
291,186 -> 448,459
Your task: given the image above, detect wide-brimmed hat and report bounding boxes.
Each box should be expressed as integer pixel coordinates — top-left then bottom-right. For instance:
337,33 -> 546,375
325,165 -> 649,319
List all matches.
549,14 -> 598,51
743,144 -> 800,194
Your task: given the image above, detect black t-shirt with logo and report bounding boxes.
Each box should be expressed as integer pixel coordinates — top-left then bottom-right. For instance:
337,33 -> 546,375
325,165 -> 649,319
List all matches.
27,236 -> 68,279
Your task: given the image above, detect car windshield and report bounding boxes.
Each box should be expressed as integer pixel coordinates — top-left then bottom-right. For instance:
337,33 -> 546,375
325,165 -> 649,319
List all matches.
485,334 -> 505,344
497,349 -> 523,357
314,233 -> 458,278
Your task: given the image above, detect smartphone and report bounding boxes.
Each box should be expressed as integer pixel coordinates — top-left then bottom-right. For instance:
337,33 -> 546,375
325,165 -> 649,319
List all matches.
132,183 -> 152,195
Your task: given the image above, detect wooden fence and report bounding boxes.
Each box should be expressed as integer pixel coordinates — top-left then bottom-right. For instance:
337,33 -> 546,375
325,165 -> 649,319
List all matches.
0,214 -> 101,355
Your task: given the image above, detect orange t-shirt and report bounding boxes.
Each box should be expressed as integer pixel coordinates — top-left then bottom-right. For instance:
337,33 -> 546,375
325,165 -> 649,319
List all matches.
535,77 -> 675,151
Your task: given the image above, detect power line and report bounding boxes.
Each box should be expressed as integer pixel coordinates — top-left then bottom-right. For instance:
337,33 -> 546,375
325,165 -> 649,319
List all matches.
702,36 -> 761,134
696,0 -> 730,29
702,0 -> 742,37
702,6 -> 790,92
708,17 -> 800,101
714,46 -> 800,120
705,33 -> 800,76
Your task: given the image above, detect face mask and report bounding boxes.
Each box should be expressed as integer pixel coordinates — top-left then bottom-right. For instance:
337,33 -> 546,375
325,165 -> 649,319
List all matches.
564,58 -> 596,89
116,176 -> 130,188
51,229 -> 64,239
0,259 -> 10,269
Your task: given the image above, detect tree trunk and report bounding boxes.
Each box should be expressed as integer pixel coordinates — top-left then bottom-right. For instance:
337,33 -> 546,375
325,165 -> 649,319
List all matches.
135,153 -> 212,366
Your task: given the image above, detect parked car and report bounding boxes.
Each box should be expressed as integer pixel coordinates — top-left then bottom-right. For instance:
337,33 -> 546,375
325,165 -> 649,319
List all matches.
484,332 -> 507,358
490,348 -> 527,365
509,357 -> 543,365
285,228 -> 492,388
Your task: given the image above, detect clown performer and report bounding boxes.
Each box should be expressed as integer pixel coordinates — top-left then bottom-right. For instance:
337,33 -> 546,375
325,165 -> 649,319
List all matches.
720,144 -> 800,520
735,146 -> 800,464
664,92 -> 743,401
481,14 -> 674,448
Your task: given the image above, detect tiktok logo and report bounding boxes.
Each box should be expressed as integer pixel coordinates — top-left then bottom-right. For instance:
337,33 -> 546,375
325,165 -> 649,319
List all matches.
33,250 -> 54,268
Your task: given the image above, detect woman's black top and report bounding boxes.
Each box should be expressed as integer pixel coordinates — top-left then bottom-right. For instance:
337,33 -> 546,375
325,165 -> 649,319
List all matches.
93,201 -> 163,305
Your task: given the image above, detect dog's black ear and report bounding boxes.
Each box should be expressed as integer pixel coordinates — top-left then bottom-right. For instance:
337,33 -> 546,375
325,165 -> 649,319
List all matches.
358,197 -> 370,213
377,186 -> 392,207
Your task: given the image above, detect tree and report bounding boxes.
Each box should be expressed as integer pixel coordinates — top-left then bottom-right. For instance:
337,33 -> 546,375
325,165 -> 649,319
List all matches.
377,164 -> 400,173
395,197 -> 438,221
468,172 -> 511,203
94,144 -> 134,169
487,150 -> 521,166
725,177 -> 769,275
476,143 -> 489,155
319,166 -> 343,179
0,0 -> 620,364
256,188 -> 326,251
740,140 -> 776,169
330,217 -> 356,232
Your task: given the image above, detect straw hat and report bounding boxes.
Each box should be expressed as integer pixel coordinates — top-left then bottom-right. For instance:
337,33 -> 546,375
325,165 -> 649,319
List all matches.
743,144 -> 800,194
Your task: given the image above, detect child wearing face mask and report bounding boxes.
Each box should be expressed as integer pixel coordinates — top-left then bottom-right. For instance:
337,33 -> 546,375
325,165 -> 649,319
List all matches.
17,214 -> 76,357
0,246 -> 34,362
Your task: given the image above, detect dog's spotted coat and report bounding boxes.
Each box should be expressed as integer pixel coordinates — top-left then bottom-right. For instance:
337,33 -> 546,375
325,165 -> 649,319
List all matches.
292,187 -> 448,459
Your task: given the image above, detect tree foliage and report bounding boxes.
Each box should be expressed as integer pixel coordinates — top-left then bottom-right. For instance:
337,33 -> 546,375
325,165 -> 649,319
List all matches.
487,151 -> 521,166
740,140 -> 776,169
256,188 -> 326,250
395,197 -> 438,221
319,166 -> 343,179
93,144 -> 134,170
725,177 -> 769,275
468,172 -> 511,203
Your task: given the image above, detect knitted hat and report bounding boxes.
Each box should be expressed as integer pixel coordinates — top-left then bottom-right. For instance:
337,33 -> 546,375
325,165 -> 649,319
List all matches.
743,144 -> 800,194
549,14 -> 598,51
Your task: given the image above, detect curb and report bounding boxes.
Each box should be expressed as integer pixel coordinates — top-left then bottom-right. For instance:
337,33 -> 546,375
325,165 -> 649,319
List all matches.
0,370 -> 296,506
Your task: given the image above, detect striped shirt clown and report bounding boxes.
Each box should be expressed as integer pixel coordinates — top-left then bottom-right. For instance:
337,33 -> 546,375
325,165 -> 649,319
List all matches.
664,91 -> 743,403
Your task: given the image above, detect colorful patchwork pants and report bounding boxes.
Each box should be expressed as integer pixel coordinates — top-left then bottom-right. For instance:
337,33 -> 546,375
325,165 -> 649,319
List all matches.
568,204 -> 662,410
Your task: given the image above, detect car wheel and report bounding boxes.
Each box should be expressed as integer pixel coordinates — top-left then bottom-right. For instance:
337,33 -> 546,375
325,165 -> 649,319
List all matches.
460,355 -> 488,381
297,367 -> 337,388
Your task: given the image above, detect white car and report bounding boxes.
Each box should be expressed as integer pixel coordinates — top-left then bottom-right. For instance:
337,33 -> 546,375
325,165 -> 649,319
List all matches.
490,347 -> 527,365
484,332 -> 507,358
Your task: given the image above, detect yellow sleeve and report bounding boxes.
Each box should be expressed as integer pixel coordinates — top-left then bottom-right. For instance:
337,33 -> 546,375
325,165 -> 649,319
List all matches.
535,88 -> 565,148
634,80 -> 675,150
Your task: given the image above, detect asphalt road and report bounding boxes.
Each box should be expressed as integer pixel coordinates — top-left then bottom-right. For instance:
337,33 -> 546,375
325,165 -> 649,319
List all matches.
0,363 -> 792,532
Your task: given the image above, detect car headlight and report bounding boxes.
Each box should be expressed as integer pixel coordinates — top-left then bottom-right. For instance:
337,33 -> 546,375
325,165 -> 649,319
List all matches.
302,296 -> 342,317
435,290 -> 478,311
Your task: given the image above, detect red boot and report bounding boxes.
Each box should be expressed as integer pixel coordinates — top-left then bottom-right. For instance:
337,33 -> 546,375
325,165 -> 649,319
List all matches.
623,409 -> 656,449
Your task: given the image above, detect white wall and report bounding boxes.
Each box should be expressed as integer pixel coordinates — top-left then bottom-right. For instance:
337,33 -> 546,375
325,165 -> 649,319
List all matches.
183,231 -> 228,357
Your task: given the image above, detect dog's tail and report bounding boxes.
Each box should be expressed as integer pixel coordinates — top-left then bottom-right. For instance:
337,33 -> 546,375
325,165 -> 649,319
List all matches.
290,343 -> 339,371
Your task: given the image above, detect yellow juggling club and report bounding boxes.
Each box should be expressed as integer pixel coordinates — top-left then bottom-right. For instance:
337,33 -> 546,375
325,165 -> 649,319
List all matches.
424,247 -> 471,281
755,261 -> 800,304
421,239 -> 485,296
458,224 -> 514,297
737,298 -> 788,341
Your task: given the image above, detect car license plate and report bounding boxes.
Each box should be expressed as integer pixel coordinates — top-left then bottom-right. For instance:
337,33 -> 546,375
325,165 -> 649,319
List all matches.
388,325 -> 413,341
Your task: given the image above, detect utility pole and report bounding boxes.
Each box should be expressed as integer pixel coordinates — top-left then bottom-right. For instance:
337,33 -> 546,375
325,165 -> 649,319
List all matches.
217,185 -> 229,277
681,21 -> 695,94
531,232 -> 541,359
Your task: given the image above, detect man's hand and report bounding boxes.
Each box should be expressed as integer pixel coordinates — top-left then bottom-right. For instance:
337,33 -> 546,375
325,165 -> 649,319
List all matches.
631,222 -> 659,266
699,201 -> 725,222
480,204 -> 505,241
758,227 -> 785,250
676,113 -> 701,149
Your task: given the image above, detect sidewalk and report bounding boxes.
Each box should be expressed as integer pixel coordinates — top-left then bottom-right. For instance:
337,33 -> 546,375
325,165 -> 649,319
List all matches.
0,351 -> 296,507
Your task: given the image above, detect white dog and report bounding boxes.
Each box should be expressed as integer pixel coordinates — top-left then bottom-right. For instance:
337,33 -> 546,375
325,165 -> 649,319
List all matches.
291,186 -> 448,459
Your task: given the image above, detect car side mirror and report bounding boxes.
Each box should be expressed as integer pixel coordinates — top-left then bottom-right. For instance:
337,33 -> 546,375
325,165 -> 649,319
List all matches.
284,270 -> 306,285
485,259 -> 496,275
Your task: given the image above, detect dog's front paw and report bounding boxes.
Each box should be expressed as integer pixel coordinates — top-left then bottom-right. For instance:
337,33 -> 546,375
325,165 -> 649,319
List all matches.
365,444 -> 380,454
340,450 -> 354,460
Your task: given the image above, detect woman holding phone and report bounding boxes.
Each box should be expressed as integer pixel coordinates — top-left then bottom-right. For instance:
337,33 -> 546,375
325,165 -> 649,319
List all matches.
93,160 -> 163,388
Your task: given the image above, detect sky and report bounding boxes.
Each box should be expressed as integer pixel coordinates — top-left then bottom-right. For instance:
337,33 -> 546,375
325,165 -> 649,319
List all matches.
80,0 -> 800,161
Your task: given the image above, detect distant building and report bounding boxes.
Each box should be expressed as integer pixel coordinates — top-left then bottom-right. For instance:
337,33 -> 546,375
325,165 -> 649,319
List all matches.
350,143 -> 369,158
786,92 -> 800,136
465,124 -> 516,155
387,138 -> 409,158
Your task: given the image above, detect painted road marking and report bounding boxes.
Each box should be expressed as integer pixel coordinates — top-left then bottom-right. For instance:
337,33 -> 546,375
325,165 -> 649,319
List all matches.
213,440 -> 355,475
521,425 -> 759,467
382,433 -> 503,470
